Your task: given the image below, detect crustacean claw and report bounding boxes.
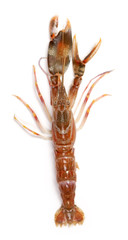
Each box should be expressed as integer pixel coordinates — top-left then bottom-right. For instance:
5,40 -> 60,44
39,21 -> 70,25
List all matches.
69,37 -> 102,108
48,17 -> 72,75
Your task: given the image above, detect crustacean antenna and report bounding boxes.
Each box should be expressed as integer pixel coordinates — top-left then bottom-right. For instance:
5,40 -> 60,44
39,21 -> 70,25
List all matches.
61,31 -> 65,87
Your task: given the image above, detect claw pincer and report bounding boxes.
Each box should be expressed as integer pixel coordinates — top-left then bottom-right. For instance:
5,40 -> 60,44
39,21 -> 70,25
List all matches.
48,17 -> 72,75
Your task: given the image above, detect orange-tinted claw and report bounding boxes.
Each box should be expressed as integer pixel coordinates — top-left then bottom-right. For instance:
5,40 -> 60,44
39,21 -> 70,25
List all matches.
69,37 -> 102,108
49,16 -> 58,40
72,35 -> 85,77
83,38 -> 101,64
64,18 -> 71,33
72,37 -> 101,77
48,16 -> 72,75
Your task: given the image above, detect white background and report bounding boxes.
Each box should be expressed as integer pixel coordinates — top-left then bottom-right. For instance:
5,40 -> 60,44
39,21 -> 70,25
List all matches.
0,0 -> 128,239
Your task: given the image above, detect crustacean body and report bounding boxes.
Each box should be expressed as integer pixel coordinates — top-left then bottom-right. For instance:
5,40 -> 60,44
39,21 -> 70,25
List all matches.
14,16 -> 111,226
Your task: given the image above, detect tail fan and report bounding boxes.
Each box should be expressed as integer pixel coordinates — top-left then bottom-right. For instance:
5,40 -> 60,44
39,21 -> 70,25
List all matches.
55,205 -> 84,226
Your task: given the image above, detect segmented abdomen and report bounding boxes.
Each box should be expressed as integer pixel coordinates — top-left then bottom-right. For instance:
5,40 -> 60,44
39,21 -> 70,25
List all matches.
52,113 -> 76,210
55,148 -> 76,182
55,147 -> 76,209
